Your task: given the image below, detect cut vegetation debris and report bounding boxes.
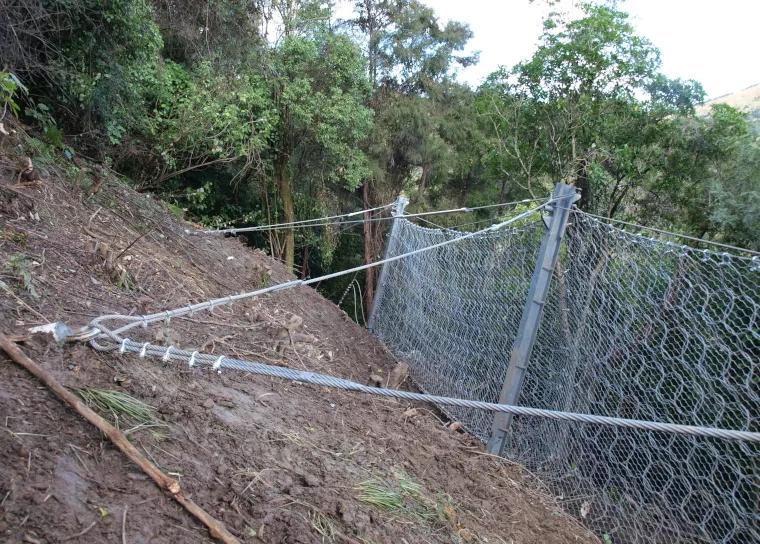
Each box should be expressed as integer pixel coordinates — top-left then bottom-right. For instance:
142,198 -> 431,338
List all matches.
77,388 -> 161,431
356,469 -> 450,527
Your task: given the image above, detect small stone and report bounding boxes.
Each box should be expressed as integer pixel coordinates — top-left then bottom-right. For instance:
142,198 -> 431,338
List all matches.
389,361 -> 410,388
457,528 -> 475,542
301,473 -> 320,487
285,315 -> 303,331
448,421 -> 464,432
369,374 -> 384,387
202,398 -> 215,409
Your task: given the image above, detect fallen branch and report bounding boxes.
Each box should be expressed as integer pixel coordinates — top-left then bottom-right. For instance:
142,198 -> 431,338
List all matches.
0,334 -> 241,544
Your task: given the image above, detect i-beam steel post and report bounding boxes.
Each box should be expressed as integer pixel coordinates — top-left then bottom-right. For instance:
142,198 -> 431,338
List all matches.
487,182 -> 579,455
367,193 -> 409,331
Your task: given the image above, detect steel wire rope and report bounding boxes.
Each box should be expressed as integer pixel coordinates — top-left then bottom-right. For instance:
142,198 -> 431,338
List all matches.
569,207 -> 760,258
202,198 -> 549,235
96,338 -> 760,443
201,202 -> 395,234
88,201 -> 555,345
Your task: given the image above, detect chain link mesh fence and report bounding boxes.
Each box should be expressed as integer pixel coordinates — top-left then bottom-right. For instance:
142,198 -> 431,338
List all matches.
370,210 -> 759,544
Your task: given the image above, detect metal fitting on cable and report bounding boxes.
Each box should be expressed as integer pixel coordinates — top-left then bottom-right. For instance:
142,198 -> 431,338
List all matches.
28,322 -> 102,344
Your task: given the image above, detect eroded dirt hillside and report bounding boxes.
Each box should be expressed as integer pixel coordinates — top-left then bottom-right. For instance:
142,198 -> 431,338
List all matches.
0,138 -> 597,543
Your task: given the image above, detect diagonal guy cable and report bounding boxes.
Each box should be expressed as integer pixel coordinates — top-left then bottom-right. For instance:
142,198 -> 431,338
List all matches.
88,200 -> 554,344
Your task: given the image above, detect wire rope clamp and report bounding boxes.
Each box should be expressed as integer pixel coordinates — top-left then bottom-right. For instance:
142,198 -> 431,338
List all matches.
212,356 -> 224,374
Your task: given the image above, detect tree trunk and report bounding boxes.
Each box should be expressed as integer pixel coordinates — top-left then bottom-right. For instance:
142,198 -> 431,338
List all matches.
276,158 -> 295,271
362,180 -> 376,313
300,245 -> 310,279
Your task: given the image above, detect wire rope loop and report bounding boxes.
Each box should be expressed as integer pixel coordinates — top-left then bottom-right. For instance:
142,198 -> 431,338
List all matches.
119,339 -> 127,354
162,346 -> 174,362
139,342 -> 149,358
189,351 -> 199,368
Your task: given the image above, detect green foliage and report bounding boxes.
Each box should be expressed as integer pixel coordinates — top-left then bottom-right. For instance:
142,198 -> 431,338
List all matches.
473,0 -> 756,253
50,0 -> 165,143
274,32 -> 373,191
355,468 -> 452,526
0,71 -> 26,118
349,0 -> 476,92
6,254 -> 40,299
3,0 -> 757,291
703,106 -> 760,249
148,60 -> 274,174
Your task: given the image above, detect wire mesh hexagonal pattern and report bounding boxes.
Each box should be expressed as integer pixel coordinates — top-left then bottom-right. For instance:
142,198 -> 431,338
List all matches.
370,211 -> 759,544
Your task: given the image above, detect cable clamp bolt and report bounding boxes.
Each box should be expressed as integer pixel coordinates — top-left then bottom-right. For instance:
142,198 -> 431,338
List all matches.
213,356 -> 224,373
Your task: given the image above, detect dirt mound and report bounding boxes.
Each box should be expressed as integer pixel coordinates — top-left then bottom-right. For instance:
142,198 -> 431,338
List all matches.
0,139 -> 597,543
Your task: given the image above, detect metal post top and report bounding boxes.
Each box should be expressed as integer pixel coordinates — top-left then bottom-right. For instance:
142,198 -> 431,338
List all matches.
553,182 -> 581,200
393,194 -> 410,216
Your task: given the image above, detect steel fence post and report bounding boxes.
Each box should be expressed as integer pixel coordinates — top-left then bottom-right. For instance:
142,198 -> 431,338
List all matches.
367,193 -> 409,331
486,182 -> 579,454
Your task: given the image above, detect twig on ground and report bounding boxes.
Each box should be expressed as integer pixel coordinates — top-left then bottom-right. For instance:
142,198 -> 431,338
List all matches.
122,505 -> 128,544
0,279 -> 48,321
61,520 -> 97,541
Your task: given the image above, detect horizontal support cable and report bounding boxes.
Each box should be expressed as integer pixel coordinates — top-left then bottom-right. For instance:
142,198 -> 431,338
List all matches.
201,202 -> 395,234
99,338 -> 760,443
572,208 -> 760,258
200,198 -> 547,235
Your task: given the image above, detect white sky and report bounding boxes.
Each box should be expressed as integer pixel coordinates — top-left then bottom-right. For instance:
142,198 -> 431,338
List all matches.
334,0 -> 760,99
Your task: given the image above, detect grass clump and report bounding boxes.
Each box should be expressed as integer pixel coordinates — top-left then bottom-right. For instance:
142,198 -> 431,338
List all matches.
309,511 -> 338,544
355,468 -> 452,526
77,388 -> 161,433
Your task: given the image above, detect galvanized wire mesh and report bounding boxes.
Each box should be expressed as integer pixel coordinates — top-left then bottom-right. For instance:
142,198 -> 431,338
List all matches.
370,216 -> 545,436
370,211 -> 760,544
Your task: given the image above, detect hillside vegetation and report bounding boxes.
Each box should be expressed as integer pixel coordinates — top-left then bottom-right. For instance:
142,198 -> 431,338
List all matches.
2,0 -> 758,322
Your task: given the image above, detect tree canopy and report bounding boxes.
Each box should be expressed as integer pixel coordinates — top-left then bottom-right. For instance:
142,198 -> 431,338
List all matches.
2,0 -> 758,316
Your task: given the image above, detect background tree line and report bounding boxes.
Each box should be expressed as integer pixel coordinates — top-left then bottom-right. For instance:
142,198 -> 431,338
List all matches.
2,0 -> 758,315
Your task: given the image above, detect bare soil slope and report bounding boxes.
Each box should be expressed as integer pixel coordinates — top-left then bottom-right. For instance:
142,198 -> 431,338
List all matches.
0,138 -> 597,543
696,82 -> 760,114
